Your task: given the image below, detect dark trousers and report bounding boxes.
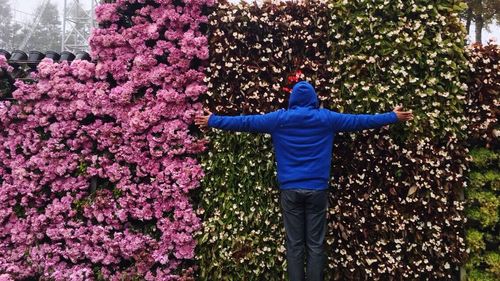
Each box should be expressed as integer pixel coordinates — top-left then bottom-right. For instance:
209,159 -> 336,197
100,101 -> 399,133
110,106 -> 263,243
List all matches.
280,189 -> 328,281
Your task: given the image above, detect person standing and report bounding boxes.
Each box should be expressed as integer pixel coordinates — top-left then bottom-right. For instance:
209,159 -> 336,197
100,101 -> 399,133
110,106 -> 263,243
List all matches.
195,80 -> 413,281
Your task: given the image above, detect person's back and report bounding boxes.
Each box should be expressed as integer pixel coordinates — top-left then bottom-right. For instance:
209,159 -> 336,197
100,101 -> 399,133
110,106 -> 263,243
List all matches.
195,80 -> 413,281
272,105 -> 336,190
205,81 -> 400,191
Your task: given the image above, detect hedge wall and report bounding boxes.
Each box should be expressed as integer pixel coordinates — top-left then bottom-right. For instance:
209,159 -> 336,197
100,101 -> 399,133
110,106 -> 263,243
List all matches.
197,0 -> 470,280
463,43 -> 499,281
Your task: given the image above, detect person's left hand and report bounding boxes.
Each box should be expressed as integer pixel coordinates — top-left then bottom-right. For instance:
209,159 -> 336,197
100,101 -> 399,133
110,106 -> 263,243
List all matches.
195,110 -> 212,129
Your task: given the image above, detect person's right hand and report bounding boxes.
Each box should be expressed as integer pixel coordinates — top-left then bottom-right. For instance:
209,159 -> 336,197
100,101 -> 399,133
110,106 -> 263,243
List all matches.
194,110 -> 212,129
393,105 -> 413,122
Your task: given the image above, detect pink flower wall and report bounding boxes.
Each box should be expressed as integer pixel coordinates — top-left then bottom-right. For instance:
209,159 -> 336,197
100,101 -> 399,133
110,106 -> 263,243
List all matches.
0,0 -> 214,280
0,56 -> 13,72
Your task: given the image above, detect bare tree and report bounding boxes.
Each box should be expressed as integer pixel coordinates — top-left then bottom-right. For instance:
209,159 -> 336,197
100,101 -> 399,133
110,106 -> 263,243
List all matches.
462,0 -> 500,43
20,0 -> 62,51
0,0 -> 23,50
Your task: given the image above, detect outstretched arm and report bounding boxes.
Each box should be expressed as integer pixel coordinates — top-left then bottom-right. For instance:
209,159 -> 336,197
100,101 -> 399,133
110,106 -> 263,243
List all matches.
195,110 -> 282,134
329,105 -> 413,132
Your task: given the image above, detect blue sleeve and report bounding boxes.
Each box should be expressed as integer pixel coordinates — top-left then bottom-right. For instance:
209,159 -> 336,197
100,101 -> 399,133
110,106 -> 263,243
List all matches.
328,110 -> 398,132
207,110 -> 282,134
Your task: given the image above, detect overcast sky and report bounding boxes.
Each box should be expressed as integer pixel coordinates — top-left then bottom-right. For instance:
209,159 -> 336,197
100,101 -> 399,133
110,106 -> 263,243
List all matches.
9,0 -> 500,44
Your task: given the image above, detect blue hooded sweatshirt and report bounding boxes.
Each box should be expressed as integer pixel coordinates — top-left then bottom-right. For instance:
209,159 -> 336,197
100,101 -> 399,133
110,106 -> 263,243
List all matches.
207,81 -> 398,190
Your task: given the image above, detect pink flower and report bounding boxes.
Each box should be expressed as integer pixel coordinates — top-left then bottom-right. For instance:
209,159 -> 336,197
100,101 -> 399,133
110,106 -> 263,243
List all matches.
0,55 -> 13,72
94,3 -> 120,23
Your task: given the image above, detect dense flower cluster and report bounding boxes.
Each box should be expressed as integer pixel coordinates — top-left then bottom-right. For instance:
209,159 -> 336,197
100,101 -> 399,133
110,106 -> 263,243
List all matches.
197,0 -> 470,280
0,55 -> 13,72
464,42 -> 500,148
0,0 -> 214,279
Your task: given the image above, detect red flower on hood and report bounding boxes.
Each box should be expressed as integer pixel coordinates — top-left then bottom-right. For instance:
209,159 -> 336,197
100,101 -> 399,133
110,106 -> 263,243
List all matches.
285,69 -> 303,93
287,69 -> 303,83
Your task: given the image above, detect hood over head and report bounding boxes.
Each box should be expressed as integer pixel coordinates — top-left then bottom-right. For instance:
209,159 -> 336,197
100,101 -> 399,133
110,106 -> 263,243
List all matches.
288,81 -> 319,109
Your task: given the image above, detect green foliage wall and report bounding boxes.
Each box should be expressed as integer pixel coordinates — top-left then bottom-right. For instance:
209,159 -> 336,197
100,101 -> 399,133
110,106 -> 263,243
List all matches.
196,133 -> 285,280
325,1 -> 469,279
196,0 -> 471,280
